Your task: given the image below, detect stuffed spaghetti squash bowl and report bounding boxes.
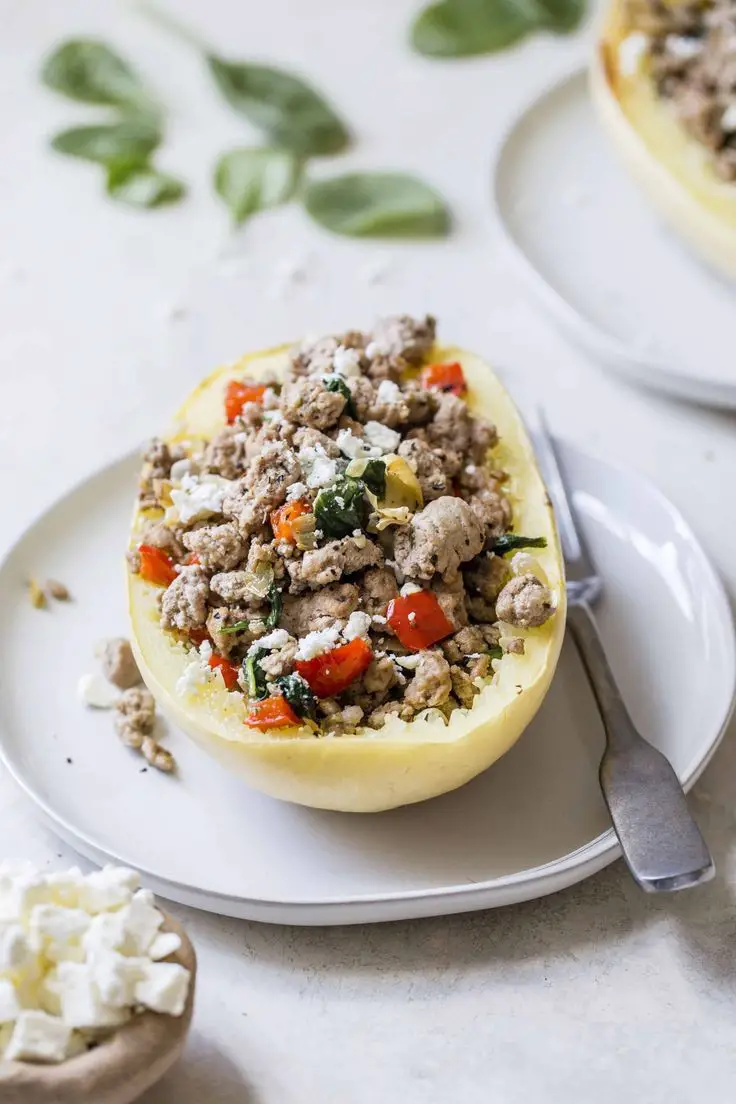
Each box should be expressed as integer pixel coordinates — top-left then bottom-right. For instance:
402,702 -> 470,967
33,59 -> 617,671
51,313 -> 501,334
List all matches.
127,315 -> 565,812
591,0 -> 736,279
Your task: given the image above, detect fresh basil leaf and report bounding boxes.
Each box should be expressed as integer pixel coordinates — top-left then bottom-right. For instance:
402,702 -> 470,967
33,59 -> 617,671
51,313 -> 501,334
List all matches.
304,173 -> 451,239
275,673 -> 317,721
106,163 -> 186,208
214,147 -> 300,225
323,375 -> 357,418
314,477 -> 369,539
244,647 -> 269,700
207,56 -> 349,157
41,39 -> 153,108
265,583 -> 282,630
411,0 -> 584,58
50,118 -> 161,165
360,459 -> 387,499
493,534 -> 547,555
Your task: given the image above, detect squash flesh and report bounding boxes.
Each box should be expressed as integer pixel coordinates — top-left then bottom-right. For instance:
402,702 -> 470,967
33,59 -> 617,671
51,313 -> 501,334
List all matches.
591,2 -> 736,279
127,344 -> 566,812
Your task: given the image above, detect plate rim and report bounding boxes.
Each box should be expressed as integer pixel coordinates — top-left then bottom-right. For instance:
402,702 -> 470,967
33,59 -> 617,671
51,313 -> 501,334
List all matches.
491,66 -> 736,411
0,441 -> 733,922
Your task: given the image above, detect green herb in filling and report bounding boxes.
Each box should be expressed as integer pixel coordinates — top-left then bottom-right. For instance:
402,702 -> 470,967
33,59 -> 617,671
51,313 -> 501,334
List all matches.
487,646 -> 504,661
314,476 -> 368,539
493,534 -> 547,555
275,673 -> 318,720
244,647 -> 268,700
323,375 -> 357,418
265,582 -> 282,629
359,458 -> 387,498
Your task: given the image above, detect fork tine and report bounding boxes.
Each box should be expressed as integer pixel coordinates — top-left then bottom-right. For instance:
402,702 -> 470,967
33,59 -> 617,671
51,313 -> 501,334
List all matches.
529,410 -> 593,579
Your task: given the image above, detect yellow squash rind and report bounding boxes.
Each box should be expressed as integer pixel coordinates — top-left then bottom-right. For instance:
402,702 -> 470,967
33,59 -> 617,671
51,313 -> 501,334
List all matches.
591,3 -> 736,280
127,344 -> 566,812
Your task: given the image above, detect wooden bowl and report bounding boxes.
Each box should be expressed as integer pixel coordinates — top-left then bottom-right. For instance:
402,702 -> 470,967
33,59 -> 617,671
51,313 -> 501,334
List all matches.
0,915 -> 196,1104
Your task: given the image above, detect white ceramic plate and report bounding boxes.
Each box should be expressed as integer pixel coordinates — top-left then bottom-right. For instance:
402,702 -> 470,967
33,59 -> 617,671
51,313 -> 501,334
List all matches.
0,441 -> 732,924
493,69 -> 736,409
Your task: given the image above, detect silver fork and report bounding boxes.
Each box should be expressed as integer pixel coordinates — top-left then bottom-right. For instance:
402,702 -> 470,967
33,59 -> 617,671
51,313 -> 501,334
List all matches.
532,417 -> 714,892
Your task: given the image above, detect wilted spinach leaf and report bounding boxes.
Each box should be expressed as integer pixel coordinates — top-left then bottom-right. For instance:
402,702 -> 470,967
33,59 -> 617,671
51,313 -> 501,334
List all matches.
493,534 -> 547,555
323,375 -> 357,418
314,477 -> 369,539
275,673 -> 317,721
50,118 -> 161,165
360,459 -> 387,499
106,162 -> 185,208
244,648 -> 269,700
265,583 -> 282,630
411,0 -> 586,58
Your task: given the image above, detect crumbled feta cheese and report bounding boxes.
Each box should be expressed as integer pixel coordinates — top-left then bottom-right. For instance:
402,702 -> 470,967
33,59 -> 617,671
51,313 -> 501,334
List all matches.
82,912 -> 128,958
722,103 -> 736,133
299,445 -> 339,489
400,581 -> 422,596
336,429 -> 382,460
134,961 -> 190,1017
0,978 -> 20,1023
56,962 -> 130,1030
363,421 -> 400,454
395,654 -> 421,670
343,612 -> 372,641
28,906 -> 90,964
372,615 -> 387,626
295,626 -> 341,661
44,869 -> 85,909
618,32 -> 649,76
76,867 -> 139,916
148,932 -> 182,961
90,950 -> 146,1008
286,481 -> 309,502
665,34 -> 702,59
4,1010 -> 72,1063
248,628 -> 290,653
262,408 -> 284,424
0,871 -> 48,924
376,379 -> 402,404
169,458 -> 193,483
332,346 -> 362,377
169,473 -> 233,525
262,387 -> 279,409
365,338 -> 391,359
118,890 -> 163,955
77,673 -> 119,710
0,924 -> 31,974
176,640 -> 215,697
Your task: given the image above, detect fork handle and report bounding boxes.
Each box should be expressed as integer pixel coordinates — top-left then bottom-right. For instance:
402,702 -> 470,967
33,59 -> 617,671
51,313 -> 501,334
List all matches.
567,601 -> 714,893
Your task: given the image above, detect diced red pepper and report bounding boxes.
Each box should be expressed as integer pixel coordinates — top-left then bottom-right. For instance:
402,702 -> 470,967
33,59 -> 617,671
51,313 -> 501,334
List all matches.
295,637 -> 373,698
270,499 -> 312,543
208,653 -> 240,691
420,361 -> 467,396
244,696 -> 301,730
138,545 -> 178,587
224,379 -> 268,424
188,627 -> 210,647
386,591 -> 454,651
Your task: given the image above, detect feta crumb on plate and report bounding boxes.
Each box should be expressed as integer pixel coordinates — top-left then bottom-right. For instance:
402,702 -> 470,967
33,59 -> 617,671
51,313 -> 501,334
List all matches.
77,673 -> 120,710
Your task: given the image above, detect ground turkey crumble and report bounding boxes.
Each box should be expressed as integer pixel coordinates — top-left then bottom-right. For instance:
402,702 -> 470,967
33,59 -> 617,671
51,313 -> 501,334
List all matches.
624,0 -> 736,181
129,314 -> 556,734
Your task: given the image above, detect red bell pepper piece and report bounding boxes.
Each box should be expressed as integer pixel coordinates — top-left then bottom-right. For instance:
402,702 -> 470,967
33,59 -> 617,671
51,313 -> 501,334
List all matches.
208,653 -> 240,691
188,627 -> 210,647
224,379 -> 268,424
244,696 -> 301,730
270,499 -> 312,542
295,637 -> 373,698
420,361 -> 467,396
386,591 -> 454,651
138,544 -> 178,587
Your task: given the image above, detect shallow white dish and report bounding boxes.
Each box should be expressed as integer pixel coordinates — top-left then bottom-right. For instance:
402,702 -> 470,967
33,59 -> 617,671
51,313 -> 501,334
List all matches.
0,440 -> 732,924
493,69 -> 736,409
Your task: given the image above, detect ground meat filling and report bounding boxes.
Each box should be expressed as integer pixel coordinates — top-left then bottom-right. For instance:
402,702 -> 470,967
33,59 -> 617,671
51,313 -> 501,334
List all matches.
129,314 -> 556,733
625,0 -> 736,181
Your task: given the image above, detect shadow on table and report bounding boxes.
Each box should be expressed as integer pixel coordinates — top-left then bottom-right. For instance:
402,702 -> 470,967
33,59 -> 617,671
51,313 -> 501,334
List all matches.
230,718 -> 736,997
138,1032 -> 262,1104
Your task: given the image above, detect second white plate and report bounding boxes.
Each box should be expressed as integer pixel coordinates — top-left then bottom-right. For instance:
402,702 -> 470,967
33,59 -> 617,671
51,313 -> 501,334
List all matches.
493,69 -> 736,408
0,440 -> 732,924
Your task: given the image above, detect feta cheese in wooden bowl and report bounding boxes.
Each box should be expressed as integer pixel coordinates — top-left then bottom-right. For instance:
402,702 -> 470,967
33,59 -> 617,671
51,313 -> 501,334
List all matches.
0,862 -> 196,1104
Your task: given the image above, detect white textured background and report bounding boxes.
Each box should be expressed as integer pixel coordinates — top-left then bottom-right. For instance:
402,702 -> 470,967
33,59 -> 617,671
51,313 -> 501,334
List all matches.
2,2 -> 736,1101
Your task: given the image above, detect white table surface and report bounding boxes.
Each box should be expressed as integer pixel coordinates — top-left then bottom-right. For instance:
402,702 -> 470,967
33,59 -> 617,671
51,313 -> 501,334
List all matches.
2,2 -> 736,1100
